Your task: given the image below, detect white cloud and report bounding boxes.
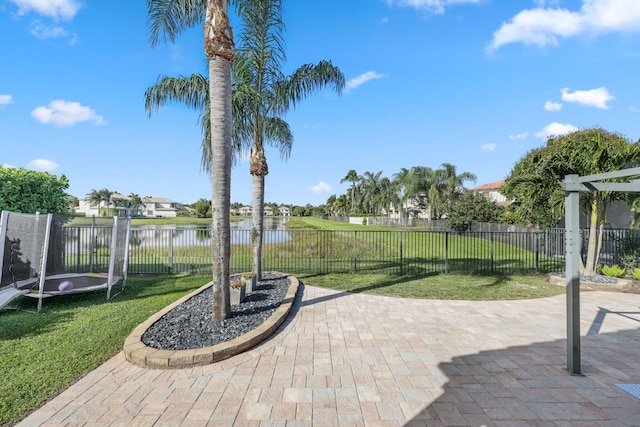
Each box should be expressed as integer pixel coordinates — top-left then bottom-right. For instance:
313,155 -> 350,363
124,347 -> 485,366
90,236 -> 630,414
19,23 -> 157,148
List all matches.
535,122 -> 579,139
27,158 -> 59,172
544,101 -> 563,111
0,94 -> 13,107
385,0 -> 482,14
29,20 -> 76,43
509,132 -> 528,140
31,100 -> 106,126
481,143 -> 496,152
489,0 -> 640,51
308,181 -> 333,194
2,163 -> 16,169
9,0 -> 82,20
561,87 -> 614,109
345,71 -> 384,93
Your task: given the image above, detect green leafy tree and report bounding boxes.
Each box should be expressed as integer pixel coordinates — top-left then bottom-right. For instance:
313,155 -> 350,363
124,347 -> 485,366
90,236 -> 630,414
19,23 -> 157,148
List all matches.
502,127 -> 640,275
0,167 -> 70,214
446,191 -> 503,233
147,0 -> 235,320
195,198 -> 212,218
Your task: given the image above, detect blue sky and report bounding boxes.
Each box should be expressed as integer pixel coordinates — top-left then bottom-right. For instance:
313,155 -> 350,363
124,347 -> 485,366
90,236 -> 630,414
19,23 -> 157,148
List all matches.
2,0 -> 640,207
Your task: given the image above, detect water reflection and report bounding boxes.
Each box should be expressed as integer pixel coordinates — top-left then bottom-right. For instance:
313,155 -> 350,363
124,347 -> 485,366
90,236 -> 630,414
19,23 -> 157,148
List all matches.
132,217 -> 291,247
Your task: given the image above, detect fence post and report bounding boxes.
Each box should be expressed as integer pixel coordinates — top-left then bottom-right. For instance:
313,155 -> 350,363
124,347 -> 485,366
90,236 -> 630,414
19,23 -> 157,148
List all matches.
399,231 -> 403,275
168,229 -> 173,273
535,232 -> 540,272
353,231 -> 357,274
445,232 -> 449,274
490,232 -> 495,274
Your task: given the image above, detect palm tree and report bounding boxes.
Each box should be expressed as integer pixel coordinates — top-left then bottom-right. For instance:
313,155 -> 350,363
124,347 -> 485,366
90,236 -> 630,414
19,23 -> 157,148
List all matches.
147,0 -> 235,320
340,169 -> 359,213
233,0 -> 344,280
439,162 -> 477,210
129,193 -> 143,217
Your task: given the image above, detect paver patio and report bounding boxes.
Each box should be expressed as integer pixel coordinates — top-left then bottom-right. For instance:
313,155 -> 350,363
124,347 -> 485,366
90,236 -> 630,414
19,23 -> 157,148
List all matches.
17,283 -> 640,426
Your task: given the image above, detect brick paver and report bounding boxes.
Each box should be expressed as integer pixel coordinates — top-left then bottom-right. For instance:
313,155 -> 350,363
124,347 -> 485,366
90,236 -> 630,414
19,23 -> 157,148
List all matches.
17,284 -> 640,426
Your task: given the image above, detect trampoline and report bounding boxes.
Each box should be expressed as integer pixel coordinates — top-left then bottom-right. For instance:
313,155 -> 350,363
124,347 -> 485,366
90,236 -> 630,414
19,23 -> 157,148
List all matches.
0,210 -> 131,311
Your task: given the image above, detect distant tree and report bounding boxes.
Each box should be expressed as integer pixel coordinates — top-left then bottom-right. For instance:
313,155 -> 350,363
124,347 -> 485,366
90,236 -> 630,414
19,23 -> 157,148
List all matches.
195,198 -> 212,218
292,205 -> 306,216
0,166 -> 70,214
446,191 -> 503,233
66,194 -> 79,211
340,169 -> 359,212
128,193 -> 143,216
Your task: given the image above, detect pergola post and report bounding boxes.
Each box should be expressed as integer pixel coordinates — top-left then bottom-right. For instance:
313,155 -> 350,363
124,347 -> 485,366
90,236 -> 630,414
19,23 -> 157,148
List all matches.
564,174 -> 582,375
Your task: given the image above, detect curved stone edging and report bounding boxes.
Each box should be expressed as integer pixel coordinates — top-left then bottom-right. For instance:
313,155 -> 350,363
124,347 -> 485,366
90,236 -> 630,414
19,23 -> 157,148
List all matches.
123,275 -> 300,369
547,273 -> 632,288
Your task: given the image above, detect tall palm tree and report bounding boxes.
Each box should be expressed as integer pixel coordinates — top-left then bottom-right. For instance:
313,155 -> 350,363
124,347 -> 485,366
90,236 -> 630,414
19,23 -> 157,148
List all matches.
340,169 -> 359,213
129,193 -> 143,217
439,162 -> 477,210
233,0 -> 344,280
147,0 -> 235,320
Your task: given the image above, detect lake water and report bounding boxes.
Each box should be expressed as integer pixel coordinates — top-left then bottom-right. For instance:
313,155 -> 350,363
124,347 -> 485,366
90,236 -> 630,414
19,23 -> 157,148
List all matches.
131,217 -> 292,247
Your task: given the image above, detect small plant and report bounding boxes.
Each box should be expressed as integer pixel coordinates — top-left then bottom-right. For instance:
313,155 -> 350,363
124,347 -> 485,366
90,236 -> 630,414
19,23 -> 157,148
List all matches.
241,272 -> 254,280
632,268 -> 640,281
230,278 -> 243,288
601,264 -> 626,278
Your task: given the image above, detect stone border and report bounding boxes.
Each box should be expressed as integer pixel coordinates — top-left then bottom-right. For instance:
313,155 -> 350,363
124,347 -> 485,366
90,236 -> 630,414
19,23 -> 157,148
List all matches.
123,275 -> 299,369
547,274 -> 633,289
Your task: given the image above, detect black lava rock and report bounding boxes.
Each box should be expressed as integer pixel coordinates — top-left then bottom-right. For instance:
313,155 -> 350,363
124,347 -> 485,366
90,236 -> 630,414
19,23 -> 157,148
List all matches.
142,273 -> 290,350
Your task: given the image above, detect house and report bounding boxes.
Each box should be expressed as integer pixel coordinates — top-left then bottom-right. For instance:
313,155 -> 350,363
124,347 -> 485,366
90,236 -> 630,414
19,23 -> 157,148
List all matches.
141,197 -> 186,218
76,194 -> 186,218
470,180 -> 512,206
238,206 -> 252,216
277,205 -> 291,216
263,207 -> 274,216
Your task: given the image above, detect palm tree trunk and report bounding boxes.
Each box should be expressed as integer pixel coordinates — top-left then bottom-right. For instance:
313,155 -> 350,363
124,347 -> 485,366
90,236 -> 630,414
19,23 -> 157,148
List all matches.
251,174 -> 265,280
250,143 -> 268,281
206,0 -> 233,321
584,198 -> 599,276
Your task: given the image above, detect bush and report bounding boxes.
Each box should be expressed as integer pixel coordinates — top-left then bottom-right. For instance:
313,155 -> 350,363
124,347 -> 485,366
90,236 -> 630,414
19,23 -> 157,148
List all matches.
632,268 -> 640,281
601,264 -> 626,278
0,166 -> 70,214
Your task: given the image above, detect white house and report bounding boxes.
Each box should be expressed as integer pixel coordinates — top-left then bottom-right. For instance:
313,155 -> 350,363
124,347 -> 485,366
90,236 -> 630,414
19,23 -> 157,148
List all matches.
470,180 -> 512,206
76,194 -> 185,218
141,197 -> 186,218
277,205 -> 291,216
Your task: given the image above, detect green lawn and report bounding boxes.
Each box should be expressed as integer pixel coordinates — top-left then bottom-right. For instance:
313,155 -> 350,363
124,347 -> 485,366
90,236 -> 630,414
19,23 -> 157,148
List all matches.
298,273 -> 565,300
0,275 -> 207,427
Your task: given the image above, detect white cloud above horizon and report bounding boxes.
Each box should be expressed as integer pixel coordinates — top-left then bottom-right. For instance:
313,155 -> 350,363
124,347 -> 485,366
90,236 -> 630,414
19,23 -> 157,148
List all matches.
489,0 -> 640,51
308,181 -> 333,194
509,132 -> 528,140
345,71 -> 384,93
561,87 -> 614,109
535,122 -> 579,139
2,163 -> 16,169
0,94 -> 13,107
27,158 -> 59,172
544,101 -> 563,111
8,0 -> 82,20
385,0 -> 482,14
481,143 -> 496,152
31,100 -> 106,126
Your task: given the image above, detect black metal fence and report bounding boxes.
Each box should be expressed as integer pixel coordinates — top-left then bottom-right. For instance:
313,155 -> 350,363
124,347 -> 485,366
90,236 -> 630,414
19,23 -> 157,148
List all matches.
57,225 -> 640,276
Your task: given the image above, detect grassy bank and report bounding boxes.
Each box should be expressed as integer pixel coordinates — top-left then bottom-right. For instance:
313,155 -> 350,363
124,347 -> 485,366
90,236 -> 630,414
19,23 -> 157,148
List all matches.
0,275 -> 207,427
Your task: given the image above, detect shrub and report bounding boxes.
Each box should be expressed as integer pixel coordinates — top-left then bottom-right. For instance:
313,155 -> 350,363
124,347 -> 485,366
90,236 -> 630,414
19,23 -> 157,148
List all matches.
632,268 -> 640,281
601,264 -> 625,278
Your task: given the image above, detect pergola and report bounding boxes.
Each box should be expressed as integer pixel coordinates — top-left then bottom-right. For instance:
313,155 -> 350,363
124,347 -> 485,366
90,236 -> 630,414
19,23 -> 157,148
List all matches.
562,166 -> 640,375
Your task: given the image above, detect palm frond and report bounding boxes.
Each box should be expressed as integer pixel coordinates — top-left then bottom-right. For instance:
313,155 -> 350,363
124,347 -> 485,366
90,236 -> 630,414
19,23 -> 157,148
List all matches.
144,74 -> 209,117
147,0 -> 206,47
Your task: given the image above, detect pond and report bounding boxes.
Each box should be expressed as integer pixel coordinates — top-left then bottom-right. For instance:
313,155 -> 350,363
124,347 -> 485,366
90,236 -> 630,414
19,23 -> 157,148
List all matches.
131,217 -> 292,248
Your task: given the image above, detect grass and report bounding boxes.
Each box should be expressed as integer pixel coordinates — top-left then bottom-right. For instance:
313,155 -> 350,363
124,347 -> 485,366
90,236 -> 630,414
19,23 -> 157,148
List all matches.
298,273 -> 565,300
0,274 -> 208,427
